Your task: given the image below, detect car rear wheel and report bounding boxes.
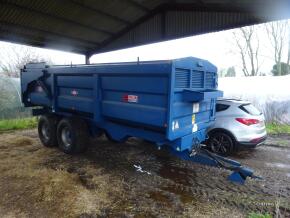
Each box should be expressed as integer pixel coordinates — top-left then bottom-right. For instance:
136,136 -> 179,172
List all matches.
38,115 -> 58,147
208,131 -> 235,156
57,117 -> 89,154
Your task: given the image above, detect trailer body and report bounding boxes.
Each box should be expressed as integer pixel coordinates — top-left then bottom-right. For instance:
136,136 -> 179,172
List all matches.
21,57 -> 221,151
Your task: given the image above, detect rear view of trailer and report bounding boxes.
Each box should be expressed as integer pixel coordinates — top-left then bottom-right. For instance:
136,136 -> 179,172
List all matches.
21,57 -> 260,184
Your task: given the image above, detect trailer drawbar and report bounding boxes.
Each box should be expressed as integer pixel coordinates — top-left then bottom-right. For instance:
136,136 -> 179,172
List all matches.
20,57 -> 261,184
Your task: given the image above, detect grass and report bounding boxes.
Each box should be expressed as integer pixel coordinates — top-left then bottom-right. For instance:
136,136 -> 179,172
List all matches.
1,117 -> 290,136
266,123 -> 290,135
0,117 -> 37,132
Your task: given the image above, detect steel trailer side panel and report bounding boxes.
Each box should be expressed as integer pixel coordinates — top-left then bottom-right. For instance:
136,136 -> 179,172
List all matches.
21,57 -> 221,151
101,74 -> 169,127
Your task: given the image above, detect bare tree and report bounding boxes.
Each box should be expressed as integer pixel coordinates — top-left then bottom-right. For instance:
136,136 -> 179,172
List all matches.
265,20 -> 289,76
0,76 -> 18,111
0,44 -> 52,77
287,31 -> 290,74
233,26 -> 260,76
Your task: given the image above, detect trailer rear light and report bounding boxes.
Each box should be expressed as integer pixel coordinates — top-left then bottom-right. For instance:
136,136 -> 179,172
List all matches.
235,118 -> 260,126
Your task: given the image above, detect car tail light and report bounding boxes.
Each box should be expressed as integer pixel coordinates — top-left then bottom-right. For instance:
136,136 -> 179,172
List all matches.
235,118 -> 260,126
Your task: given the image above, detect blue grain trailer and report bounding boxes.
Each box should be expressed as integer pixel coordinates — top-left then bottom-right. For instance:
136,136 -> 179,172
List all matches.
21,57 -> 259,184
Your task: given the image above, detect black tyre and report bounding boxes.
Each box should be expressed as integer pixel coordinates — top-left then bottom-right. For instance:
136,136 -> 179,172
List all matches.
57,117 -> 89,154
207,131 -> 235,156
38,115 -> 58,147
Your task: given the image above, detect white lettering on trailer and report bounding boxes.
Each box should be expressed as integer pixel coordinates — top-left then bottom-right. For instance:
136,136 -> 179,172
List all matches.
174,121 -> 179,130
172,121 -> 180,131
192,124 -> 198,133
193,103 -> 199,113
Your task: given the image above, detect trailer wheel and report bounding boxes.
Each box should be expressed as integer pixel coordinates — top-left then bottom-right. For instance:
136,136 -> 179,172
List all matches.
38,115 -> 58,147
57,118 -> 89,154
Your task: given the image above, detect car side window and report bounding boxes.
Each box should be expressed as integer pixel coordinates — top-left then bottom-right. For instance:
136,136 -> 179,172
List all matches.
216,103 -> 230,112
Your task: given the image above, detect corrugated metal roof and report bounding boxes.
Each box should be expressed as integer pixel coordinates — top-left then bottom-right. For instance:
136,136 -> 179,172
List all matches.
0,0 -> 289,56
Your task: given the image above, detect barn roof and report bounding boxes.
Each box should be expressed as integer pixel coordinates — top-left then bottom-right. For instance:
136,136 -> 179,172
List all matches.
1,0 -> 290,57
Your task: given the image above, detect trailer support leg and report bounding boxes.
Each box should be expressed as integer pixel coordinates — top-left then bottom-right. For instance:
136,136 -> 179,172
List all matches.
168,147 -> 262,184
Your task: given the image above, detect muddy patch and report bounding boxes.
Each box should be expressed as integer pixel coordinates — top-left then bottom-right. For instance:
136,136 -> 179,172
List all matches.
148,190 -> 172,207
158,164 -> 196,186
1,135 -> 33,147
0,129 -> 290,217
161,184 -> 197,204
265,162 -> 290,169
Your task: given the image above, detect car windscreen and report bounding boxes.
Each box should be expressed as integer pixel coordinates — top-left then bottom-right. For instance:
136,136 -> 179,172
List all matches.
239,104 -> 261,116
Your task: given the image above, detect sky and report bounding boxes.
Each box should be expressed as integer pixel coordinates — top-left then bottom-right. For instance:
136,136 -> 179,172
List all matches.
0,19 -> 289,76
90,20 -> 290,76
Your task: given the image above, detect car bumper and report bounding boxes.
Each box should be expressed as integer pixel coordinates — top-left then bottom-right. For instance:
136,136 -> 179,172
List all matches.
238,135 -> 267,148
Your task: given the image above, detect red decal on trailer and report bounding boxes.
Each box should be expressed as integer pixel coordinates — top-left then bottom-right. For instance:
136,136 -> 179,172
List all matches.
123,94 -> 138,103
71,90 -> 78,96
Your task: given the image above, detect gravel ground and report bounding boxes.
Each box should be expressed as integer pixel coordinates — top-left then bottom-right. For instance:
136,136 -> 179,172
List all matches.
0,129 -> 289,217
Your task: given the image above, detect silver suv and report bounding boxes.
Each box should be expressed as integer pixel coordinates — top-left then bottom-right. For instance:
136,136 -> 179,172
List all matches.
206,99 -> 267,155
